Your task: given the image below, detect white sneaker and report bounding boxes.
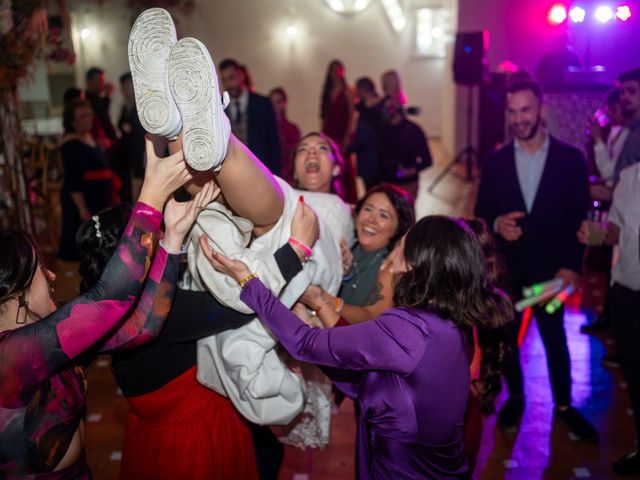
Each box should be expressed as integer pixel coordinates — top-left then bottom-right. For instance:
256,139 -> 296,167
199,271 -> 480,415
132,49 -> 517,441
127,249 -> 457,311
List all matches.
168,38 -> 230,171
127,8 -> 181,138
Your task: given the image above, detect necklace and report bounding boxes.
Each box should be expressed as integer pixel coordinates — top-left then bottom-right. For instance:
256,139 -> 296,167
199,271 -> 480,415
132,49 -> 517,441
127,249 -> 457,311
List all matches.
350,249 -> 385,290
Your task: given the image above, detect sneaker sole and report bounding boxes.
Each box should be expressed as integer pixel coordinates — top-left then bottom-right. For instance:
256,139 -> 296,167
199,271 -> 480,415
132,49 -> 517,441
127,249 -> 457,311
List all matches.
128,8 -> 181,138
168,38 -> 228,171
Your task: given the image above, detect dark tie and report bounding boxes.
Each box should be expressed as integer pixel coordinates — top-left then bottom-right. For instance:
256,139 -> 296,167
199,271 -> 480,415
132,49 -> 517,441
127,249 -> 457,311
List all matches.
235,100 -> 242,124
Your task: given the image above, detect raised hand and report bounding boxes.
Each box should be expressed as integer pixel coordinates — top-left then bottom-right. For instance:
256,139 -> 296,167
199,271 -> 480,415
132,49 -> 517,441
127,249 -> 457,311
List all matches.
138,136 -> 194,211
199,234 -> 252,284
496,211 -> 525,241
163,181 -> 220,252
290,196 -> 320,249
555,268 -> 581,291
576,220 -> 590,245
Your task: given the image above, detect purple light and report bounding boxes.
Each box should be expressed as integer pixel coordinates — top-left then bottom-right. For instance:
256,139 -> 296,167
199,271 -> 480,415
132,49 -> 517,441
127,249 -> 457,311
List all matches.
594,5 -> 614,22
548,3 -> 568,25
616,5 -> 632,21
569,6 -> 586,22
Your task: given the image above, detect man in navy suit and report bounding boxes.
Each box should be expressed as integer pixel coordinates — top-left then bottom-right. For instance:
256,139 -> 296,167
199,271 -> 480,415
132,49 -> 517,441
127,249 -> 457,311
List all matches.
220,59 -> 281,175
475,79 -> 597,442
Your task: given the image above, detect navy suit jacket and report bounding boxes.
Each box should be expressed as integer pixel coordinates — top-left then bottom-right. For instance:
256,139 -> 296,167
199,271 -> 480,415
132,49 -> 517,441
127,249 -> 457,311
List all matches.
475,136 -> 590,289
247,92 -> 281,175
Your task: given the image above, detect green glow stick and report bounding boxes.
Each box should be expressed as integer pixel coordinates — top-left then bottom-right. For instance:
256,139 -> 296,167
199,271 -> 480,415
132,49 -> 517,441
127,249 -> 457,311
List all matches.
514,285 -> 562,312
523,278 -> 563,298
545,284 -> 575,314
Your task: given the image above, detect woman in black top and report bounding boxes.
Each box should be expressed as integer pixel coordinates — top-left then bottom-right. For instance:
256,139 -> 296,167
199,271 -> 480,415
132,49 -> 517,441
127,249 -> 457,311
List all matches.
58,99 -> 113,261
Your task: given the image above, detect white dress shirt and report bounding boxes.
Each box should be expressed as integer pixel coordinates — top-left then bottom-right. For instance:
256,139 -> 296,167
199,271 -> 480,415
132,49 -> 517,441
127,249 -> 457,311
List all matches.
514,134 -> 550,213
594,125 -> 630,187
608,162 -> 640,290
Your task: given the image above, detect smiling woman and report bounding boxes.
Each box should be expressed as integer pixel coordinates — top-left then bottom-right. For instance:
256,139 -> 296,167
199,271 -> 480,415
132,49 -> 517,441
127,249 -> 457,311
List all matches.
341,184 -> 414,306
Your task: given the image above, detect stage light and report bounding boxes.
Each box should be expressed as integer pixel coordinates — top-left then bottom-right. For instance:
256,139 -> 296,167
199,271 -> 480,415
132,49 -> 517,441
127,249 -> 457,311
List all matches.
569,6 -> 586,23
80,28 -> 91,39
594,5 -> 614,22
616,5 -> 632,21
548,3 -> 568,25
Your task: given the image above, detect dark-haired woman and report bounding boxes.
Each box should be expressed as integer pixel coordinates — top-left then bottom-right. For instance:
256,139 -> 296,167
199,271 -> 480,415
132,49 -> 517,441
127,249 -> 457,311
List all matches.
0,143 -> 193,479
203,215 -> 512,479
320,60 -> 357,202
58,99 -> 114,261
320,60 -> 354,152
301,183 -> 415,327
291,131 -> 348,202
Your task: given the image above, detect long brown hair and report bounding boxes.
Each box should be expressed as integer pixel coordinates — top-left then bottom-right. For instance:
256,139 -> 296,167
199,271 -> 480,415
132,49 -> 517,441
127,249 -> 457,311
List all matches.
0,230 -> 42,316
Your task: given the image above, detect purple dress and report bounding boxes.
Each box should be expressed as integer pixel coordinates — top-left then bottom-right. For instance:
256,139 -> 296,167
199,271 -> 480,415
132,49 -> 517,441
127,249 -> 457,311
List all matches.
241,279 -> 470,479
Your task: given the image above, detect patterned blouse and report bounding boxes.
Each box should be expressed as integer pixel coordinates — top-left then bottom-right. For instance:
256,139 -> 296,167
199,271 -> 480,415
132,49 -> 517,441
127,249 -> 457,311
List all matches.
0,202 -> 181,479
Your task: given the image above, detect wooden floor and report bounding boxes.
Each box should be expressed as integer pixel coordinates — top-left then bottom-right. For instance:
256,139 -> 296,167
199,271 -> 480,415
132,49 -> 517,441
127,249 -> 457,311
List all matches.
49,145 -> 639,479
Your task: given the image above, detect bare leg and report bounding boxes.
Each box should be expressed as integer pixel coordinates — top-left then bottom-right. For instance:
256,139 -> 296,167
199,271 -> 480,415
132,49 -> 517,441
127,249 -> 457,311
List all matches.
167,133 -> 283,228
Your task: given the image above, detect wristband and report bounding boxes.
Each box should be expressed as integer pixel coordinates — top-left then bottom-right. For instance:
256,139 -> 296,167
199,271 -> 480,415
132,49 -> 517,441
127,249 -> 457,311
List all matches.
238,273 -> 257,288
288,237 -> 312,259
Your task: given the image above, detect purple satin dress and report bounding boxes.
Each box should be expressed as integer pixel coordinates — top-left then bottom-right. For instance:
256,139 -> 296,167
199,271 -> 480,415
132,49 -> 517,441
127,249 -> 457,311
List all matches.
241,279 -> 470,479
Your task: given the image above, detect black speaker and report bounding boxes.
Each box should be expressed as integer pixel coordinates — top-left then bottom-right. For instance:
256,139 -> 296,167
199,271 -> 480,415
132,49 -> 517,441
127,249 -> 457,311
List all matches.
479,72 -> 508,161
453,31 -> 489,85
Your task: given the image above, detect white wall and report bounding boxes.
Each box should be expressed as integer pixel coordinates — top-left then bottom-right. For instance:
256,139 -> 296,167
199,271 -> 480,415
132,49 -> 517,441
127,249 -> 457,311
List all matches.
69,0 -> 133,117
66,0 -> 458,153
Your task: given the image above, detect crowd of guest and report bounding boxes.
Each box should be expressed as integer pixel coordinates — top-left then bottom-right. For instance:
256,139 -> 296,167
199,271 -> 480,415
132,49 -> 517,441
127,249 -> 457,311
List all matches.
3,6 -> 640,478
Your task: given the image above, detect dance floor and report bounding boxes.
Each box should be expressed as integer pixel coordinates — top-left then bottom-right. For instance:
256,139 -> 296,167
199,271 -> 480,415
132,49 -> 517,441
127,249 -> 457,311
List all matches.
48,145 -> 638,479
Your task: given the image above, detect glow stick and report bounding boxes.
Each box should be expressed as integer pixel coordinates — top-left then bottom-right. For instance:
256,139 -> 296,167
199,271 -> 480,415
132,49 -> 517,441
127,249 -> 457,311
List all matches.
545,284 -> 575,314
514,284 -> 563,312
522,278 -> 564,298
517,307 -> 533,347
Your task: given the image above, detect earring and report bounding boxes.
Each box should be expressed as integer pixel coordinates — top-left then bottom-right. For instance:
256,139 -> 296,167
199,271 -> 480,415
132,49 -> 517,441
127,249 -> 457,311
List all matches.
15,293 -> 28,325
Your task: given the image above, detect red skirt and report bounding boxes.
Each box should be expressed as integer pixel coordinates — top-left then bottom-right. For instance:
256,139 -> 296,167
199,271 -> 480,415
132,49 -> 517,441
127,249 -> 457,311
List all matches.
119,367 -> 258,479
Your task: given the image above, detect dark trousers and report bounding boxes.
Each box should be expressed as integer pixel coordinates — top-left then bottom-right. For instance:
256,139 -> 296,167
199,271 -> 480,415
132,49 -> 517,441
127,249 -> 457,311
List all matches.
504,304 -> 572,406
610,283 -> 640,445
250,423 -> 284,480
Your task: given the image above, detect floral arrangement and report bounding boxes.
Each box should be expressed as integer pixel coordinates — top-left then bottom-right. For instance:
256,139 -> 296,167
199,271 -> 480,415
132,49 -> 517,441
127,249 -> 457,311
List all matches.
46,25 -> 75,64
0,0 -> 48,91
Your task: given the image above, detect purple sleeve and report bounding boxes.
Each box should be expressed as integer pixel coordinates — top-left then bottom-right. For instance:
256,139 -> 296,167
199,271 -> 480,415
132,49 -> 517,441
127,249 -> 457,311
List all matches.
240,279 -> 428,375
99,244 -> 181,351
0,202 -> 161,407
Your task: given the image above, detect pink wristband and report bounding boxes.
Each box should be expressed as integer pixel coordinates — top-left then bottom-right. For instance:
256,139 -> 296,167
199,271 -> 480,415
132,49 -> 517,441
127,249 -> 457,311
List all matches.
288,237 -> 312,258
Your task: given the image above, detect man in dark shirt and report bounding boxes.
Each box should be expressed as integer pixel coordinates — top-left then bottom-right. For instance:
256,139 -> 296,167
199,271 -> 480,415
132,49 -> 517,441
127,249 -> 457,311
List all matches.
377,95 -> 432,198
